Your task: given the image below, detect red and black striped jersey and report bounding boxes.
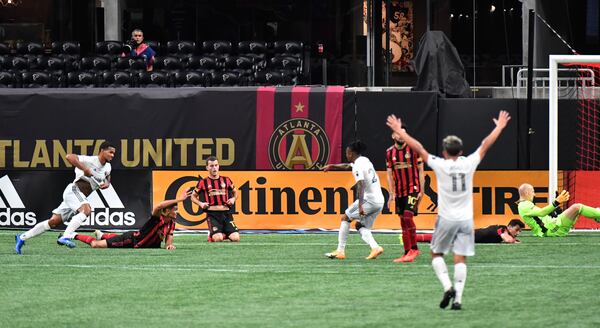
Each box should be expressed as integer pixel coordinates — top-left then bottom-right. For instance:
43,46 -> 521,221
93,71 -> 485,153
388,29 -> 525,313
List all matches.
195,176 -> 235,207
386,144 -> 422,197
134,215 -> 176,248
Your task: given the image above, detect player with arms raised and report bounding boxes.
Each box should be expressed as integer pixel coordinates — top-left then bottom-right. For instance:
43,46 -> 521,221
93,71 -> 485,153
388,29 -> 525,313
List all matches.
387,111 -> 510,310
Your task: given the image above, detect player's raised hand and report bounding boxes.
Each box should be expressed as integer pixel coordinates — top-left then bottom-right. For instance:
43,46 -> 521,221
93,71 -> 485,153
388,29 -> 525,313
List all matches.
555,190 -> 570,203
493,110 -> 511,129
178,189 -> 193,201
386,114 -> 403,133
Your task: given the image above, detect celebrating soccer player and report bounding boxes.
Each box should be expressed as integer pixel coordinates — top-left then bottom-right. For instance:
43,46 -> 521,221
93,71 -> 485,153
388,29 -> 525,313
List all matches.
15,141 -> 116,254
191,156 -> 240,242
73,190 -> 191,249
323,141 -> 385,260
387,110 -> 510,310
517,184 -> 600,236
386,129 -> 425,263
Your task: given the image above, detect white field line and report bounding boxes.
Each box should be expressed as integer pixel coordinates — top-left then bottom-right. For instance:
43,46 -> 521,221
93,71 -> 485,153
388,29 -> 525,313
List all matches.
2,263 -> 600,273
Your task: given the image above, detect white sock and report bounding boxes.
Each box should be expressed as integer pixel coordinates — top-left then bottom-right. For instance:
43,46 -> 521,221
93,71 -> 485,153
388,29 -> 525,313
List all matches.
63,212 -> 87,239
337,221 -> 350,252
454,263 -> 467,304
358,228 -> 379,249
21,220 -> 51,240
432,257 -> 453,291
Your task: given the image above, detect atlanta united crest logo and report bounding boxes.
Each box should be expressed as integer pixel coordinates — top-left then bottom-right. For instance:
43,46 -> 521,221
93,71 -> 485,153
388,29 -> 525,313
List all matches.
268,118 -> 330,170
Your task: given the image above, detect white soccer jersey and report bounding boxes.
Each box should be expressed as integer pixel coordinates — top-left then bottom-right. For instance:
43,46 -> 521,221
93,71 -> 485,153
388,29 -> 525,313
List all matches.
427,150 -> 481,221
72,155 -> 112,191
351,156 -> 384,204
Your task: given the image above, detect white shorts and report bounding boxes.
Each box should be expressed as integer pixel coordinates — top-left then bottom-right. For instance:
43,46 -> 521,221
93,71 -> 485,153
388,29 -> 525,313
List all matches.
430,216 -> 475,256
344,200 -> 383,229
52,183 -> 90,222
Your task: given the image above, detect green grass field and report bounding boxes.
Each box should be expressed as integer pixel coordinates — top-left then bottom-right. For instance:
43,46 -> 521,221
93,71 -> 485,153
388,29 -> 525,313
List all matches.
1,230 -> 599,328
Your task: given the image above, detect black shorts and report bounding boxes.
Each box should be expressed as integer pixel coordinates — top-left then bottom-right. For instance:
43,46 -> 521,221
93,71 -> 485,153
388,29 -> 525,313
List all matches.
206,211 -> 238,237
105,231 -> 136,248
395,192 -> 420,215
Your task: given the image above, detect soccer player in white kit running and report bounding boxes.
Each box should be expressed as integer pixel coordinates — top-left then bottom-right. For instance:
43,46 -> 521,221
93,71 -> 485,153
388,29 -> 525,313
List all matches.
14,141 -> 116,254
387,111 -> 510,310
322,141 -> 385,260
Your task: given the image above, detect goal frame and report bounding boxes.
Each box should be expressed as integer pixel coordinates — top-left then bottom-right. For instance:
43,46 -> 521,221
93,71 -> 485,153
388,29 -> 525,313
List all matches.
549,55 -> 600,202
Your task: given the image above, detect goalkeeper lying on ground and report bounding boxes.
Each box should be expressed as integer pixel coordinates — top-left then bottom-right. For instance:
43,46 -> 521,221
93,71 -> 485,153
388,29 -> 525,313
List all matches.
517,183 -> 600,237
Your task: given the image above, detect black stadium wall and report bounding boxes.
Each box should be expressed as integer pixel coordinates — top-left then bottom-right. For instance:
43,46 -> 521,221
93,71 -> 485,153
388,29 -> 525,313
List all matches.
0,87 -> 578,229
0,88 -> 577,171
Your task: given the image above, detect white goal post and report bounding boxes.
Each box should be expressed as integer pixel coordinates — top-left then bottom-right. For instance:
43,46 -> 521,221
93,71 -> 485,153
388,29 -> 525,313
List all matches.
549,55 -> 599,202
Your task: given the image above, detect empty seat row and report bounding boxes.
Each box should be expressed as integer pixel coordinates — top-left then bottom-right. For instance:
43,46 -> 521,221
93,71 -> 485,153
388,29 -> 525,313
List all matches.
0,69 -> 298,88
0,40 -> 303,58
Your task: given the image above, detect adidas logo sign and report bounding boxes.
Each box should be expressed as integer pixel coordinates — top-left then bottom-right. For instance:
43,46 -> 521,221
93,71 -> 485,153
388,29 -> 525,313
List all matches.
84,185 -> 136,226
0,175 -> 37,226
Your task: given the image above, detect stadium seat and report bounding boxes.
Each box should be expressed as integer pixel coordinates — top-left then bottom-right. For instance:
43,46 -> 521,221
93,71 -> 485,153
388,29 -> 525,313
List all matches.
238,41 -> 267,55
210,71 -> 240,86
273,41 -> 303,56
35,56 -> 67,87
5,56 -> 29,72
95,41 -> 124,56
137,71 -> 170,87
99,71 -> 132,87
0,43 -> 10,55
21,71 -> 55,88
79,56 -> 112,72
114,57 -> 147,72
186,55 -> 220,71
173,71 -> 207,87
166,41 -> 196,57
51,41 -> 80,56
153,56 -> 183,72
67,71 -> 97,88
223,55 -> 254,81
16,42 -> 44,56
270,55 -> 302,71
202,41 -> 232,55
254,70 -> 285,86
0,71 -> 17,88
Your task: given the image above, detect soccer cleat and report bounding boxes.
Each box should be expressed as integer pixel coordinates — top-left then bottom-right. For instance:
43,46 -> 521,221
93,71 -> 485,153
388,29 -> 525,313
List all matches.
393,253 -> 413,263
365,246 -> 384,260
93,230 -> 103,240
404,249 -> 421,261
15,234 -> 25,255
451,302 -> 462,310
324,250 -> 346,260
57,236 -> 76,248
439,287 -> 456,309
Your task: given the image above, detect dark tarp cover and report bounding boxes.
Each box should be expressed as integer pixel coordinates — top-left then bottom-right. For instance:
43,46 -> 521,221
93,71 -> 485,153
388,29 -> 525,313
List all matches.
412,31 -> 470,97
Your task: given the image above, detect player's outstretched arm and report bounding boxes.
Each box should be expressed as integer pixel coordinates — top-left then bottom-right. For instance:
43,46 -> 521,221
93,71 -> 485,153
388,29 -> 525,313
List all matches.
66,154 -> 92,177
478,110 -> 511,160
322,163 -> 352,171
152,189 -> 192,216
386,115 -> 429,162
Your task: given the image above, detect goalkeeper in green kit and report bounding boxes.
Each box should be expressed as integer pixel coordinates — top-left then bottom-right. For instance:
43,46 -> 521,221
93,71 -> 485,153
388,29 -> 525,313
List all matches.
517,183 -> 600,236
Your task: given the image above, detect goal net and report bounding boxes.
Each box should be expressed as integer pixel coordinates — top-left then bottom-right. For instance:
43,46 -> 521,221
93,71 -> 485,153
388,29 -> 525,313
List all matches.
550,55 -> 600,229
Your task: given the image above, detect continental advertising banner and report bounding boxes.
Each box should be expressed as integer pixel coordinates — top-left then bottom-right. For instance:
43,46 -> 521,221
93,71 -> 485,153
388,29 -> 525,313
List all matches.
153,170 -> 550,230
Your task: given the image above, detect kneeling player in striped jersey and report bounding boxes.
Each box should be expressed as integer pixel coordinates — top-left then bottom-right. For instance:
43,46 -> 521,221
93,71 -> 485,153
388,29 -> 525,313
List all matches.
73,190 -> 191,249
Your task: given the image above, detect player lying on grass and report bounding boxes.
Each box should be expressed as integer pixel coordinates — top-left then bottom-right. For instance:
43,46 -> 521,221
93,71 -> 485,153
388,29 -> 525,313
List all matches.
73,190 -> 191,249
411,219 -> 525,244
517,184 -> 600,237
